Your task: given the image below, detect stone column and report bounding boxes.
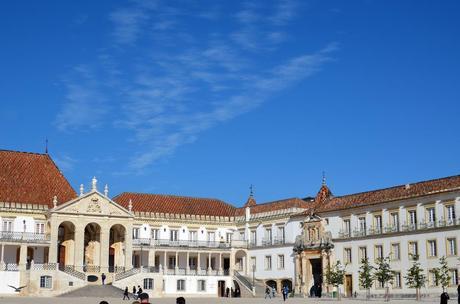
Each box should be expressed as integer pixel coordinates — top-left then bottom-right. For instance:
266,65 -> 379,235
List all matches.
301,254 -> 308,296
100,224 -> 110,273
186,251 -> 190,274
164,251 -> 168,273
148,249 -> 155,268
1,244 -> 4,264
207,252 -> 212,273
219,252 -> 223,274
19,244 -> 27,270
124,225 -> 133,270
295,254 -> 301,293
74,223 -> 85,271
229,251 -> 235,276
175,251 -> 179,274
197,252 -> 201,274
49,222 -> 59,264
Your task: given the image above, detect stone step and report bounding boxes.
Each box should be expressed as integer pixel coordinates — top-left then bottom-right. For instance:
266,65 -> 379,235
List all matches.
59,284 -> 124,298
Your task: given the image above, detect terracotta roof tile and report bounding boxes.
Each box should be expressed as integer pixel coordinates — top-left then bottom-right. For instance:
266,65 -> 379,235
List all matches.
235,197 -> 311,216
0,150 -> 77,207
113,192 -> 236,217
317,175 -> 460,212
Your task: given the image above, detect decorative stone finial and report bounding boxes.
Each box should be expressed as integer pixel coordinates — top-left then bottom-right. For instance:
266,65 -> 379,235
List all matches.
104,184 -> 109,197
53,196 -> 58,208
92,176 -> 97,191
80,184 -> 84,196
128,199 -> 133,212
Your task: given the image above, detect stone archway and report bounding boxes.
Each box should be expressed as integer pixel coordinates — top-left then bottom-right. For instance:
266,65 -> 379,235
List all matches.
234,250 -> 247,274
84,222 -> 101,272
109,224 -> 126,272
58,221 -> 76,267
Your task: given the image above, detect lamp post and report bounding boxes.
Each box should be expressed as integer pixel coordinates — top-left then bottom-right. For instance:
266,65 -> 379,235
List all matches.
252,263 -> 256,288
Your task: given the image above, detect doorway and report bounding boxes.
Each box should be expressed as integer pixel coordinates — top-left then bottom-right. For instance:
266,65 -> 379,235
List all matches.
345,275 -> 353,297
218,280 -> 226,297
109,247 -> 115,272
223,258 -> 230,273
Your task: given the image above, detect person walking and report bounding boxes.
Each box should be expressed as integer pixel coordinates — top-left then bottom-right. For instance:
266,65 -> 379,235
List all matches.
271,286 -> 275,298
282,285 -> 289,301
457,284 -> 460,304
101,273 -> 106,285
132,286 -> 137,299
226,287 -> 230,297
441,291 -> 450,304
137,285 -> 143,299
123,286 -> 130,300
265,286 -> 272,299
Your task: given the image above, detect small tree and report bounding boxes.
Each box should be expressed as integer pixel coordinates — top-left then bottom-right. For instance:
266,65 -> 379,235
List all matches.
325,261 -> 346,300
404,254 -> 426,301
374,257 -> 394,302
433,256 -> 451,292
358,257 -> 374,299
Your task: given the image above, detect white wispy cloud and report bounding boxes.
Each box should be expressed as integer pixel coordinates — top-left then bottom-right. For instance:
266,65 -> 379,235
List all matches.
54,155 -> 77,172
56,1 -> 337,172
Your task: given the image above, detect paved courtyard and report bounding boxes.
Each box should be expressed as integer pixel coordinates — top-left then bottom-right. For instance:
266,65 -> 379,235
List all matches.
0,297 -> 443,304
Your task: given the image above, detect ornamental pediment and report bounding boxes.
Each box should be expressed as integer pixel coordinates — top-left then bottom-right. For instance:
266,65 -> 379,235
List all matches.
51,191 -> 133,218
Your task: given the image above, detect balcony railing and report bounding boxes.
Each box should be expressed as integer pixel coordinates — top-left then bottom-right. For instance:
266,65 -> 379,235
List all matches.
338,217 -> 460,240
0,231 -> 50,243
132,238 -> 248,249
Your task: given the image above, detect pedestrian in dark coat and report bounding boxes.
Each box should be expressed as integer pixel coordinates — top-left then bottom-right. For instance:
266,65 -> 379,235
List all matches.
123,286 -> 130,300
441,291 -> 450,304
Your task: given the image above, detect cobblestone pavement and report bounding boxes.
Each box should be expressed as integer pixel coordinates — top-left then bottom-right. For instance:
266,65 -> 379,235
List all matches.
0,297 -> 442,304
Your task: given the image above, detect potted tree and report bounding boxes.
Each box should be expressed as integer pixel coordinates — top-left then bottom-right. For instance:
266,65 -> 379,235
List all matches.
404,254 -> 426,301
325,261 -> 346,300
358,257 -> 374,299
373,257 -> 394,301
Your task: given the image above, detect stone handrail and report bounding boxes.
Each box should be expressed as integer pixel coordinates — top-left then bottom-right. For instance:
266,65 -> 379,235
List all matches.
132,238 -> 235,249
59,265 -> 86,281
0,232 -> 50,243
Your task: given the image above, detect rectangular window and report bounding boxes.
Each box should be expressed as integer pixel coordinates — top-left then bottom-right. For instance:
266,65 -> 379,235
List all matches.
251,231 -> 257,246
375,245 -> 383,260
170,230 -> 178,241
408,241 -> 418,257
391,212 -> 400,231
35,223 -> 45,234
40,276 -> 52,288
447,238 -> 457,256
250,257 -> 256,271
278,227 -> 285,243
393,272 -> 402,288
144,278 -> 153,290
426,207 -> 436,223
359,217 -> 367,233
408,210 -> 417,227
447,205 -> 456,222
151,229 -> 159,240
132,228 -> 140,239
450,269 -> 459,286
374,215 -> 382,232
2,220 -> 13,232
278,255 -> 285,269
359,247 -> 367,262
428,240 -> 437,257
207,231 -> 215,242
343,219 -> 351,235
344,248 -> 352,264
189,257 -> 197,269
391,243 -> 400,260
239,231 -> 245,241
265,228 -> 272,244
189,230 -> 197,241
177,279 -> 186,291
197,280 -> 206,291
265,256 -> 272,270
226,232 -> 232,243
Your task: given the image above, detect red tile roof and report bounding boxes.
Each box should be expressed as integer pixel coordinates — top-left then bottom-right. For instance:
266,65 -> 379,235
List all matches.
235,197 -> 311,216
0,150 -> 77,207
113,192 -> 237,217
317,175 -> 460,212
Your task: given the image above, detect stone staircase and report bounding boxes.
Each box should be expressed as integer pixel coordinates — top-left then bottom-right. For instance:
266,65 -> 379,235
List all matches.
59,284 -> 124,298
233,271 -> 267,297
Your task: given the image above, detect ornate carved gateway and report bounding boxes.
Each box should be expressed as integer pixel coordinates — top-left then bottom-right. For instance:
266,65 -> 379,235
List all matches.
293,182 -> 334,296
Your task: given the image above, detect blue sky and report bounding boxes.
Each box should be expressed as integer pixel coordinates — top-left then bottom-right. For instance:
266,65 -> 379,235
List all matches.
1,0 -> 459,206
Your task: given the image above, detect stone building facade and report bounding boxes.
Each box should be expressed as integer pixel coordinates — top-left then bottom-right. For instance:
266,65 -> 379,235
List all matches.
0,149 -> 459,298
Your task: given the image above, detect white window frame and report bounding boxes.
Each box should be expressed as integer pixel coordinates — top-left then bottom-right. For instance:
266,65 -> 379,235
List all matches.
40,275 -> 52,289
177,279 -> 186,291
278,254 -> 285,270
143,278 -> 153,290
428,240 -> 437,257
170,230 -> 178,241
197,279 -> 206,291
265,255 -> 272,270
447,238 -> 457,256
